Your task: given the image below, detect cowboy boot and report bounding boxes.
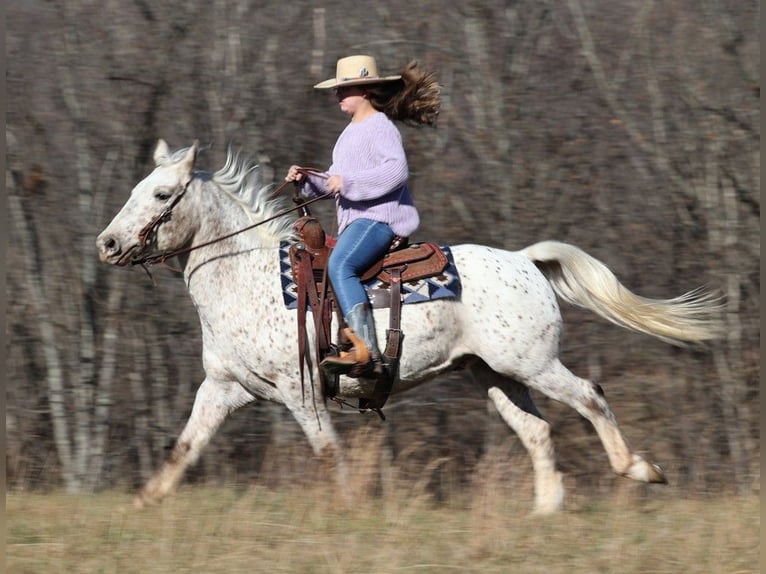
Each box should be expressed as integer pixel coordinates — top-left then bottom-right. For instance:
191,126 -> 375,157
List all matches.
321,303 -> 382,377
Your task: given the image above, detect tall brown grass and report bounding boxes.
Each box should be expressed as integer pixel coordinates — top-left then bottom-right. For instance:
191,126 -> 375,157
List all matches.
7,430 -> 760,574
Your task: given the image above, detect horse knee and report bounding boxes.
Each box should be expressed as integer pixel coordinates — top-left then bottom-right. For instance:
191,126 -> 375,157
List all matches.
168,440 -> 193,464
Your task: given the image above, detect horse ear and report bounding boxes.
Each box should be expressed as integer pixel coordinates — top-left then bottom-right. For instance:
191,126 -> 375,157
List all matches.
153,139 -> 170,166
179,140 -> 199,186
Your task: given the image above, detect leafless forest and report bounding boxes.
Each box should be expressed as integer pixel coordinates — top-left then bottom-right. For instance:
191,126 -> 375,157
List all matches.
7,0 -> 759,501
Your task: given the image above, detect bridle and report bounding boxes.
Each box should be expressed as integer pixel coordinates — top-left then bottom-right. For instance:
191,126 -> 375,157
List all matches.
130,168 -> 332,278
133,180 -> 193,266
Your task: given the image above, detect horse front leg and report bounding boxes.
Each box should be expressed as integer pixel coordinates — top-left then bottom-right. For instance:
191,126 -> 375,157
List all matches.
135,376 -> 255,507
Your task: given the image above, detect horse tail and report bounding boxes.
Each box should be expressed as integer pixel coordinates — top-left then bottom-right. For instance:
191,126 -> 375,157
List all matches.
521,240 -> 724,346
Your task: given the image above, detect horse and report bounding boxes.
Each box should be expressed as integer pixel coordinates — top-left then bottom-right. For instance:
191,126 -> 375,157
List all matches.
96,139 -> 721,514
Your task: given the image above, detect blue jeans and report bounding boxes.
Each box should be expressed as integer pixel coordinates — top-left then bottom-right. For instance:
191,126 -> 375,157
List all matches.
329,218 -> 395,317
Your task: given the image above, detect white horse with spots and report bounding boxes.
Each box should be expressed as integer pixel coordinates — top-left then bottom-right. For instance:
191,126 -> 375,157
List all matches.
97,140 -> 721,514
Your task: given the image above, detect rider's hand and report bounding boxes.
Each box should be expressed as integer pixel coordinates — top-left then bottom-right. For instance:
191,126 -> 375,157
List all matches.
326,175 -> 342,195
285,165 -> 305,183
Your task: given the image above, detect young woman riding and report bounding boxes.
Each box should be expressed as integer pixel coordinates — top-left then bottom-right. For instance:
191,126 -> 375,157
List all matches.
285,54 -> 440,378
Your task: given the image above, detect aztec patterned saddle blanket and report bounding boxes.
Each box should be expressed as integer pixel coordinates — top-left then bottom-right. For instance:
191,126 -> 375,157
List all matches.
279,242 -> 461,309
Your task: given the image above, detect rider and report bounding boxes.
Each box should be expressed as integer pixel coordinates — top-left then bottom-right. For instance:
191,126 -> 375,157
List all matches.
285,54 -> 440,378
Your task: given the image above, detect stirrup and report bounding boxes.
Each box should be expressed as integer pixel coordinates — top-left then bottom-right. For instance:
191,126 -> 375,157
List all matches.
320,352 -> 358,376
321,326 -> 372,376
320,354 -> 382,378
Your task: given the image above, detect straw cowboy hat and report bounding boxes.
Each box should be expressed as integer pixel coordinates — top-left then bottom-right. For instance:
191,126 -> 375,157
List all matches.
314,55 -> 402,89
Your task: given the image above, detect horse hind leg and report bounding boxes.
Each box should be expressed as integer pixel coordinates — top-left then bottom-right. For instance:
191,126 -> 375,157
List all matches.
283,395 -> 349,492
469,364 -> 564,515
526,359 -> 667,485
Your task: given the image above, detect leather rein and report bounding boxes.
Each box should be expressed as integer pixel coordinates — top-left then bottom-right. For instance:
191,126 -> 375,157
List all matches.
130,168 -> 332,276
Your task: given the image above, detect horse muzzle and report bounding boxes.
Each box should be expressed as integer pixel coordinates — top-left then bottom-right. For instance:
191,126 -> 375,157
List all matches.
96,232 -> 137,266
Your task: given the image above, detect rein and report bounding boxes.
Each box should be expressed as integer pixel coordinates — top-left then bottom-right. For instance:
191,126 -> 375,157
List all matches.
131,168 -> 332,274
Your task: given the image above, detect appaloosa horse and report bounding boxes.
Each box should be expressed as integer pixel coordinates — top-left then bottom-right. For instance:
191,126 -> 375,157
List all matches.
97,140 -> 721,514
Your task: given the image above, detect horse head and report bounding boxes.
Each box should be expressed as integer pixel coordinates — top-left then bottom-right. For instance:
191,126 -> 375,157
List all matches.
97,139 -> 200,266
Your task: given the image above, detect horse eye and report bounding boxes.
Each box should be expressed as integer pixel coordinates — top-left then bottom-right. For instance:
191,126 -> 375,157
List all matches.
154,190 -> 172,201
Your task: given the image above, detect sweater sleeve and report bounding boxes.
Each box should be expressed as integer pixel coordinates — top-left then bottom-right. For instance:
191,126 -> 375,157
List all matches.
299,170 -> 330,198
333,118 -> 409,202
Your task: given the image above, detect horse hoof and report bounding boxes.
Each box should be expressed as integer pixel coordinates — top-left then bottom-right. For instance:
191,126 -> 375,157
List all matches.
133,492 -> 158,509
623,455 -> 668,484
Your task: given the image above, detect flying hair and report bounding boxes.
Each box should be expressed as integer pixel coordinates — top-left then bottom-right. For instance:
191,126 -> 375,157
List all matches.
365,60 -> 441,126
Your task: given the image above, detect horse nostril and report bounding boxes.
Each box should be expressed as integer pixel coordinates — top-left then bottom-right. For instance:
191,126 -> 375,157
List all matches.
97,235 -> 120,255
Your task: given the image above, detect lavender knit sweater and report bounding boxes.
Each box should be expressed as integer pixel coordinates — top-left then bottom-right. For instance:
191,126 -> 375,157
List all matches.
301,111 -> 420,237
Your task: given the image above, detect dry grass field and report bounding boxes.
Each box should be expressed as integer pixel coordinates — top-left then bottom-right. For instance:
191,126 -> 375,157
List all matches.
7,468 -> 759,574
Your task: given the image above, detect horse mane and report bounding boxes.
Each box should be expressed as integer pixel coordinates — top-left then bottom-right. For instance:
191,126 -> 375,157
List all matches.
211,147 -> 298,246
158,144 -> 297,247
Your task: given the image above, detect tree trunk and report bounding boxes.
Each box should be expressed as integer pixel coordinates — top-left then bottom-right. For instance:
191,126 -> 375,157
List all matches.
8,174 -> 77,492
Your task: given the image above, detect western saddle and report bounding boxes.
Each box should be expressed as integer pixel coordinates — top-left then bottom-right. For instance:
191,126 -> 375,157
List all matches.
288,212 -> 448,418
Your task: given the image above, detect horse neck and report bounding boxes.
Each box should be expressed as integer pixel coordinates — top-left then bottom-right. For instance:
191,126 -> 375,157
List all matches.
180,178 -> 279,284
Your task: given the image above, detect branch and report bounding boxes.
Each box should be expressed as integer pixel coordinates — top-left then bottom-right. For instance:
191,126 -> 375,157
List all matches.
566,0 -> 696,204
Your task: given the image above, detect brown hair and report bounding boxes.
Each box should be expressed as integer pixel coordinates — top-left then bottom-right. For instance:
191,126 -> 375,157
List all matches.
364,61 -> 441,126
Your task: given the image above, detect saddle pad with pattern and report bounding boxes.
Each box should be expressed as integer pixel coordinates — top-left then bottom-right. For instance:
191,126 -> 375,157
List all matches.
279,242 -> 461,309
